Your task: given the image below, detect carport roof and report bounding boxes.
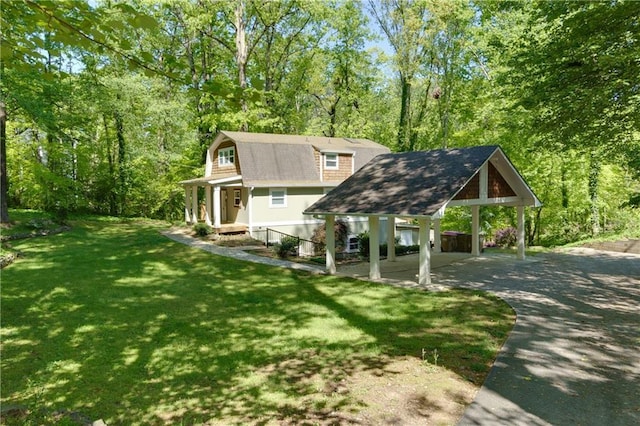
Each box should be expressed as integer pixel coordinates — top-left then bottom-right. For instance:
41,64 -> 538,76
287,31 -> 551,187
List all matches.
304,145 -> 541,218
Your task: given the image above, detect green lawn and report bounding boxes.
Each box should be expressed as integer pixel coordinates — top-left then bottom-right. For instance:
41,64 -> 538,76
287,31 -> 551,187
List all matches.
1,214 -> 514,425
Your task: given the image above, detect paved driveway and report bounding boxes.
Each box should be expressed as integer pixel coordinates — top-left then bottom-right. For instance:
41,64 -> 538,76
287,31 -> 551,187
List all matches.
442,248 -> 640,426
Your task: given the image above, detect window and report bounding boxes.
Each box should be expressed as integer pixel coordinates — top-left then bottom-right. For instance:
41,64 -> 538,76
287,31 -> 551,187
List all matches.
218,147 -> 235,166
269,188 -> 287,208
324,153 -> 338,169
233,189 -> 241,207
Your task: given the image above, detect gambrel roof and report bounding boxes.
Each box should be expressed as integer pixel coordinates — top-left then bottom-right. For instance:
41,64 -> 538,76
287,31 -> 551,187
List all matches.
304,145 -> 541,218
180,131 -> 390,188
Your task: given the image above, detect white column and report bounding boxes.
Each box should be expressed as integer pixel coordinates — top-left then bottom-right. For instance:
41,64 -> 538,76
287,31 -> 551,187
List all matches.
387,216 -> 396,262
191,186 -> 198,224
369,216 -> 381,280
419,217 -> 431,285
472,205 -> 480,256
213,186 -> 221,229
184,186 -> 190,223
325,215 -> 336,274
204,186 -> 212,226
434,218 -> 441,253
517,205 -> 525,260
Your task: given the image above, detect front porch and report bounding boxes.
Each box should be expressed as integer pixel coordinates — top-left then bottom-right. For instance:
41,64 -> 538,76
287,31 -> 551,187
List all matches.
181,175 -> 248,234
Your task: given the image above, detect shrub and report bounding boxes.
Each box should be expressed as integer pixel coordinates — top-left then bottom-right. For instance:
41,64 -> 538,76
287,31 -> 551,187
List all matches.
495,227 -> 517,247
357,231 -> 369,257
275,236 -> 299,258
311,219 -> 349,252
193,223 -> 211,237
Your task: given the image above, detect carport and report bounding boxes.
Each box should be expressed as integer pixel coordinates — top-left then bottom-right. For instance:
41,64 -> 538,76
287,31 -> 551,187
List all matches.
304,145 -> 541,285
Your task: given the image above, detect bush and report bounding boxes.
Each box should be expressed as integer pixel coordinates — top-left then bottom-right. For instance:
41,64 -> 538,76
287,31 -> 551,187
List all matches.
311,219 -> 349,252
193,223 -> 211,237
275,236 -> 299,258
495,227 -> 517,247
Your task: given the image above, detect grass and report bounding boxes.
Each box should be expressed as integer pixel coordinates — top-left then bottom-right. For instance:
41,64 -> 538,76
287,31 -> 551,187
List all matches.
1,211 -> 514,425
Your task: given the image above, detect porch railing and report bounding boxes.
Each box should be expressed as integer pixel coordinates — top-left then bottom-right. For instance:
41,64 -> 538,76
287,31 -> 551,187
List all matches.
253,228 -> 320,257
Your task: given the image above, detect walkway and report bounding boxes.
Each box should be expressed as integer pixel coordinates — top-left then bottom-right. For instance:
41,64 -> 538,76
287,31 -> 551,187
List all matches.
161,230 -> 323,274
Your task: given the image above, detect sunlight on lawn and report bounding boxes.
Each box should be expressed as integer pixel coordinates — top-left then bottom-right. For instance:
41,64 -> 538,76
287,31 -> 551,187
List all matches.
1,216 -> 514,425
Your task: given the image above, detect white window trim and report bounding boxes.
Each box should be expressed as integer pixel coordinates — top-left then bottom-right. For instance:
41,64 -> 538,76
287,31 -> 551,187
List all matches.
218,147 -> 235,167
324,153 -> 339,170
269,188 -> 287,208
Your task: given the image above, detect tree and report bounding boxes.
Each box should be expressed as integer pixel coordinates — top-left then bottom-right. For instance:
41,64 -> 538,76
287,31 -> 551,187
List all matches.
505,0 -> 640,235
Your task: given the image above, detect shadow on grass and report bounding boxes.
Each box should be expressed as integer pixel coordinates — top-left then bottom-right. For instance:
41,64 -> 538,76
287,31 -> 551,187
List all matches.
2,219 -> 513,424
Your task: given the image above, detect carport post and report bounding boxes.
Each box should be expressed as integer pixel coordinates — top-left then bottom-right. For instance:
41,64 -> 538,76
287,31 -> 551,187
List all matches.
325,214 -> 336,274
418,217 -> 431,285
433,218 -> 441,253
387,216 -> 396,262
369,216 -> 381,280
472,205 -> 480,256
517,205 -> 525,260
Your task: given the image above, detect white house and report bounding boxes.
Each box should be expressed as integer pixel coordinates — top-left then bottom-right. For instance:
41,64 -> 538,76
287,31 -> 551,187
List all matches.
180,131 -> 390,241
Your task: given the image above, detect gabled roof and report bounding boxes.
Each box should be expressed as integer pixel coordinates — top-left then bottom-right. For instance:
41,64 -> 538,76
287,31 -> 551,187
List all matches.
304,145 -> 541,218
213,131 -> 390,187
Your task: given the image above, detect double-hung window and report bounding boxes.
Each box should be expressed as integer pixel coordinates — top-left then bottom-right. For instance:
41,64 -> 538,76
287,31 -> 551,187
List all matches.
324,153 -> 338,170
269,188 -> 287,208
218,147 -> 235,167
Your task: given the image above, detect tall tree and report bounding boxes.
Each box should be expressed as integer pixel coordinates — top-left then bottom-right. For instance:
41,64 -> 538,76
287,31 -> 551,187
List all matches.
506,0 -> 640,235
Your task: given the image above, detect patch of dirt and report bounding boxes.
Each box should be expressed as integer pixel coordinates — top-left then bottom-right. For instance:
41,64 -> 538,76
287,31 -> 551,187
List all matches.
344,357 -> 477,425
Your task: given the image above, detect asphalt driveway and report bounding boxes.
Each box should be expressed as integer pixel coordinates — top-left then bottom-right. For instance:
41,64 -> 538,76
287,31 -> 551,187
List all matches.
444,248 -> 640,426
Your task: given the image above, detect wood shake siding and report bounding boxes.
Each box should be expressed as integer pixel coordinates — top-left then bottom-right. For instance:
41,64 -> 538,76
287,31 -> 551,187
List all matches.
454,174 -> 479,200
323,154 -> 353,181
488,162 -> 516,197
211,141 -> 241,178
453,161 -> 517,200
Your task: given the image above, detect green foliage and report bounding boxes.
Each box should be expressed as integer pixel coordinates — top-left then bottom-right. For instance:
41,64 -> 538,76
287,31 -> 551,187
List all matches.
193,223 -> 211,237
274,235 -> 299,258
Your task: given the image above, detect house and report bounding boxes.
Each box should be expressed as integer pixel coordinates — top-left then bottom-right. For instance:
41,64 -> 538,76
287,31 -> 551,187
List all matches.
180,131 -> 390,241
304,145 -> 541,284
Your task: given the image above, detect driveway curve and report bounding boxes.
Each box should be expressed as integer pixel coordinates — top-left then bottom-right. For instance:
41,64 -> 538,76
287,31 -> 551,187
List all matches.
448,248 -> 640,426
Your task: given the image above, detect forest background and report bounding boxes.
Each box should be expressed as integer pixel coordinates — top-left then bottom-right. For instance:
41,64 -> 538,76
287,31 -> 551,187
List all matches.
2,0 -> 639,246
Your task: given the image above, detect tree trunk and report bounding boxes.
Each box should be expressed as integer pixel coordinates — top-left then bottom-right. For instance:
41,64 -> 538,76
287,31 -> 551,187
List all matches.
588,151 -> 601,236
397,74 -> 412,151
114,110 -> 127,216
0,100 -> 9,223
235,0 -> 249,131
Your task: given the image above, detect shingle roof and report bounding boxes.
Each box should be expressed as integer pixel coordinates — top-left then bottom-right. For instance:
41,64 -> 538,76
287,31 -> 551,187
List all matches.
304,145 -> 540,218
218,131 -> 390,187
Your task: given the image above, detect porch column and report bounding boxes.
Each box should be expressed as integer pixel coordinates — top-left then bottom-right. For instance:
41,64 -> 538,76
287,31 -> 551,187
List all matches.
325,215 -> 336,274
517,205 -> 525,260
387,216 -> 396,262
433,218 -> 441,253
191,186 -> 198,224
369,216 -> 381,280
204,186 -> 212,226
418,217 -> 431,286
472,205 -> 480,256
184,186 -> 190,223
213,186 -> 221,229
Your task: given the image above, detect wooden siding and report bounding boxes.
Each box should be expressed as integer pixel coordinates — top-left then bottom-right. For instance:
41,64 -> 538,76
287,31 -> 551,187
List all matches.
323,153 -> 353,182
488,162 -> 516,198
454,162 -> 517,200
211,141 -> 241,178
454,174 -> 479,200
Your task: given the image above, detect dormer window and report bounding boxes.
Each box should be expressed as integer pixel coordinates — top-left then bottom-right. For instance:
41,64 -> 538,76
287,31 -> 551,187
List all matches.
324,153 -> 338,170
218,147 -> 235,167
